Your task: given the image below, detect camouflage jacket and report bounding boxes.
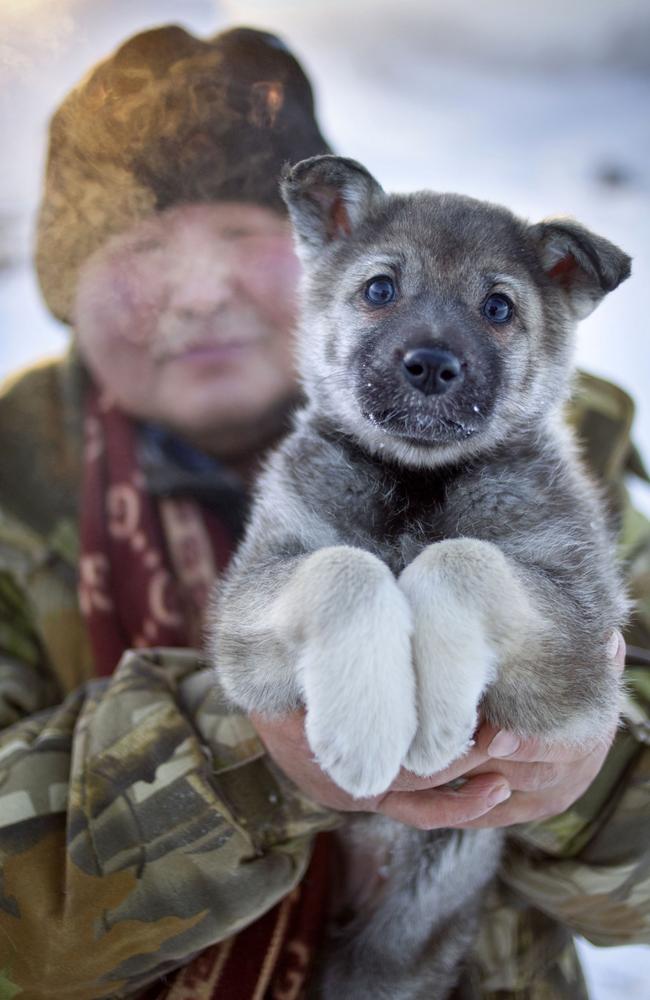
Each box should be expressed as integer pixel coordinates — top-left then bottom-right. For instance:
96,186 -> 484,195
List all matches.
0,352 -> 649,1000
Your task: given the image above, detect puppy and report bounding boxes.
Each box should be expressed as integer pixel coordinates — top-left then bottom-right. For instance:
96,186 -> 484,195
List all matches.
210,155 -> 630,998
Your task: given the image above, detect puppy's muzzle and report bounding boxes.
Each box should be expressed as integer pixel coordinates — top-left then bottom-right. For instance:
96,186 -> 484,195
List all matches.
402,347 -> 463,396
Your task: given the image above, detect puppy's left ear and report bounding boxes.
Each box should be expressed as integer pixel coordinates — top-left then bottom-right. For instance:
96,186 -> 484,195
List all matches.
281,155 -> 385,262
529,218 -> 631,320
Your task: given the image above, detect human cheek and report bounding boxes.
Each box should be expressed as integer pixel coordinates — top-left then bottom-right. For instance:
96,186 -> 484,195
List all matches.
107,253 -> 166,345
238,239 -> 301,328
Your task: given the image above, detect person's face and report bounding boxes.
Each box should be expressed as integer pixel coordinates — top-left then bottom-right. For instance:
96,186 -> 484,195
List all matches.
74,202 -> 301,448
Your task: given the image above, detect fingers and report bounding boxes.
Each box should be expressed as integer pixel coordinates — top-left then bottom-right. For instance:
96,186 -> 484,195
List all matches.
475,726 -> 577,764
608,628 -> 626,673
454,789 -> 550,828
474,723 -> 616,765
464,716 -> 617,826
453,783 -> 587,829
378,773 -> 511,829
461,757 -> 567,793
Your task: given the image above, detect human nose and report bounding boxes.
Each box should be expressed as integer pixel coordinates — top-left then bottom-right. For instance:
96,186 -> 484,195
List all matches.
167,254 -> 236,318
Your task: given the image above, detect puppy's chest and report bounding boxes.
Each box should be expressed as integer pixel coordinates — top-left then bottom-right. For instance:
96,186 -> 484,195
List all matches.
321,466 -> 457,573
295,432 -> 561,572
308,449 -> 556,575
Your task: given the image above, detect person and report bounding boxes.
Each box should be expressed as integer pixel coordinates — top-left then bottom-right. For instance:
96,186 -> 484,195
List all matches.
0,24 -> 648,1000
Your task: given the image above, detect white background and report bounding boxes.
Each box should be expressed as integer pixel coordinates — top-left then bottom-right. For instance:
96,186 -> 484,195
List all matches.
1,2 -> 649,995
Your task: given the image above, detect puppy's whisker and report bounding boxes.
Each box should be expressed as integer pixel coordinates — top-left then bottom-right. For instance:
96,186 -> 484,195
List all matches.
309,370 -> 353,390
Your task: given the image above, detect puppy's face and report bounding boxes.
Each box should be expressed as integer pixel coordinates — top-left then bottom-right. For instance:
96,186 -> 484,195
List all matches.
282,157 -> 630,467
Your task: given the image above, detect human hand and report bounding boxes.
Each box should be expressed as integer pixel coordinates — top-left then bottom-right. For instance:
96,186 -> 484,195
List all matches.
250,629 -> 625,830
250,705 -> 513,826
453,629 -> 627,828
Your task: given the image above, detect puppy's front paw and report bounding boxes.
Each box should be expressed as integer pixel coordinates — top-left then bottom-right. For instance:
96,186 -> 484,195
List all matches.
306,672 -> 416,798
404,692 -> 477,777
403,623 -> 492,775
399,541 -> 499,777
404,713 -> 479,777
294,547 -> 417,798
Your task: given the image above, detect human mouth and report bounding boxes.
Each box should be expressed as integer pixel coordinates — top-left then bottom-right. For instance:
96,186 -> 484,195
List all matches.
156,338 -> 260,364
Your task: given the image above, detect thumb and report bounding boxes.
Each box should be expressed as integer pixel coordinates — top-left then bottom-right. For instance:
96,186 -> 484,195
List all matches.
606,629 -> 626,674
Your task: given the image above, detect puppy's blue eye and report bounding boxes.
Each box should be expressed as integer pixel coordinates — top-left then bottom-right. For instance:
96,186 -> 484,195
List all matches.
483,293 -> 513,324
365,276 -> 396,305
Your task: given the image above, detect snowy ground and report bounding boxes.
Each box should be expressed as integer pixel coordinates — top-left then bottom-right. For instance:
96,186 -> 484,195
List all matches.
1,1 -> 649,995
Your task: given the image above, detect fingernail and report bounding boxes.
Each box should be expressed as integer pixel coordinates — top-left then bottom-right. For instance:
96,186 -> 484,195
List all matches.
606,629 -> 621,659
487,784 -> 511,808
488,731 -> 520,758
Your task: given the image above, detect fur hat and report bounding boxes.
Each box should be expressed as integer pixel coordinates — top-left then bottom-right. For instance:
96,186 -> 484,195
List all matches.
35,25 -> 331,323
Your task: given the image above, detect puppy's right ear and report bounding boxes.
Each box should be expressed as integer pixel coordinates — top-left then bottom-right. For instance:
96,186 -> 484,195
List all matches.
281,155 -> 384,262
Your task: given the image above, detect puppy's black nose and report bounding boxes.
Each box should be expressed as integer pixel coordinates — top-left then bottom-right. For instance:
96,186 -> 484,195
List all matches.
402,348 -> 463,396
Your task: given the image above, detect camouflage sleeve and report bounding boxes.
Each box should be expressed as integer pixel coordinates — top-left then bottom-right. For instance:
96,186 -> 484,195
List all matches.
0,567 -> 61,728
499,482 -> 650,946
0,648 -> 338,1000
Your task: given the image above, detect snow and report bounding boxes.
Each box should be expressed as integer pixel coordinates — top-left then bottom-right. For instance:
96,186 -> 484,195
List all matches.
1,1 -> 649,993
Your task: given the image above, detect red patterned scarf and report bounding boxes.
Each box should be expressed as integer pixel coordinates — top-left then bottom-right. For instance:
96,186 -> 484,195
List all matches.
79,386 -> 331,998
79,389 -> 233,674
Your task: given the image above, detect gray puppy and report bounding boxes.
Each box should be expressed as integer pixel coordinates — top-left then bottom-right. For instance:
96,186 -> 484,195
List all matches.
210,155 -> 630,998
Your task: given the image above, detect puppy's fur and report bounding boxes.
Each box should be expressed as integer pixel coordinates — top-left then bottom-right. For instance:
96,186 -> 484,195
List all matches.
210,156 -> 631,998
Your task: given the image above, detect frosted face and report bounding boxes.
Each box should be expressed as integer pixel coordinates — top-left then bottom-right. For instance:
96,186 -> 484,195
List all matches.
75,201 -> 301,448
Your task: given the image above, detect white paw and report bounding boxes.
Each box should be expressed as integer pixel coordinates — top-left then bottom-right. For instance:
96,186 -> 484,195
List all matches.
402,636 -> 494,776
297,554 -> 417,798
399,542 -> 498,777
404,703 -> 480,776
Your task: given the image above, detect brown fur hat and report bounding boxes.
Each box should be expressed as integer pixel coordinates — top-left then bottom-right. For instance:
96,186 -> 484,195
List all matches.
35,25 -> 331,323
